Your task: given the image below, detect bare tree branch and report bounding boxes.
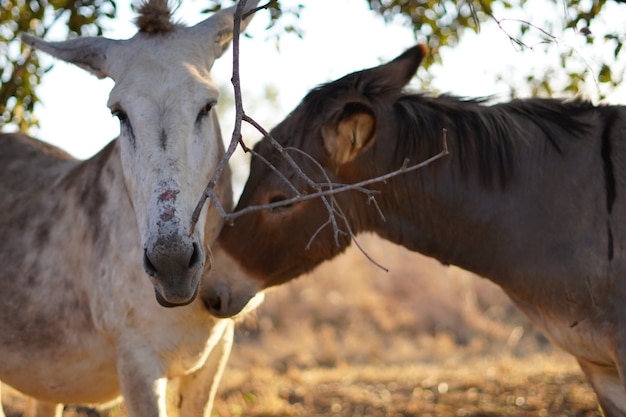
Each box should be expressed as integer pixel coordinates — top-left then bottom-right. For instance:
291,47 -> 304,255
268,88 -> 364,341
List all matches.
190,0 -> 250,233
189,1 -> 450,268
476,0 -> 604,93
243,0 -> 276,19
224,132 -> 449,224
477,0 -> 557,51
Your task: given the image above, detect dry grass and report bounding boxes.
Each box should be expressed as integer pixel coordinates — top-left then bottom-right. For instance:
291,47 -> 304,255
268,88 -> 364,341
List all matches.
3,235 -> 602,416
216,354 -> 598,417
215,234 -> 600,417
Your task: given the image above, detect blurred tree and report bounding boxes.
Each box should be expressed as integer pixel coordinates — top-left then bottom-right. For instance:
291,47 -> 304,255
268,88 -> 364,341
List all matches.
2,0 -> 625,131
362,0 -> 625,98
0,0 -> 116,131
210,0 -> 624,99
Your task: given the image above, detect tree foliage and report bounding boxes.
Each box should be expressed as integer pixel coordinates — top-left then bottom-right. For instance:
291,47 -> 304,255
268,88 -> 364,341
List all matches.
363,0 -> 625,98
0,0 -> 116,130
210,0 -> 625,99
1,0 -> 625,131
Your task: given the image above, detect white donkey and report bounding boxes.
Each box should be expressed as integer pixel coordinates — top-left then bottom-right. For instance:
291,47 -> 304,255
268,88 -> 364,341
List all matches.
0,1 -> 262,416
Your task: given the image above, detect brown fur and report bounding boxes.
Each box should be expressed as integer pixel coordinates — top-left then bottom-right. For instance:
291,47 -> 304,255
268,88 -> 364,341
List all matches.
218,45 -> 626,416
135,0 -> 175,33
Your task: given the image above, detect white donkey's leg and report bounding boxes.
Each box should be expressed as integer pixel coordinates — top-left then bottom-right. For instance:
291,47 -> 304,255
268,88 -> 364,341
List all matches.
23,398 -> 63,417
176,320 -> 234,417
116,347 -> 168,417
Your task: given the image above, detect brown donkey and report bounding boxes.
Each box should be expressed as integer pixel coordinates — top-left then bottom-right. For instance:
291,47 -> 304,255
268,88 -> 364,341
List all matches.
208,45 -> 626,415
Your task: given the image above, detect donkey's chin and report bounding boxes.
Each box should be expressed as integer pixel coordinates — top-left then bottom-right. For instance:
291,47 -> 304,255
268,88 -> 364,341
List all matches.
154,286 -> 199,308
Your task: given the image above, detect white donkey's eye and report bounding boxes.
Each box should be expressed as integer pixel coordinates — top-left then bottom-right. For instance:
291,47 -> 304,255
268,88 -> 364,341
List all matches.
111,106 -> 135,145
196,101 -> 216,123
111,107 -> 129,124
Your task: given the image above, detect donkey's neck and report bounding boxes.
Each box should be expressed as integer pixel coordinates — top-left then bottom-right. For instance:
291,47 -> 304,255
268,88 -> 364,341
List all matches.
362,97 -> 516,275
372,172 -> 512,279
363,97 -> 607,291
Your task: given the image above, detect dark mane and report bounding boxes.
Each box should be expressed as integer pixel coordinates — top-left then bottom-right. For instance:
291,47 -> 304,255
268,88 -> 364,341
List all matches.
281,71 -> 600,190
135,0 -> 175,33
392,95 -> 597,188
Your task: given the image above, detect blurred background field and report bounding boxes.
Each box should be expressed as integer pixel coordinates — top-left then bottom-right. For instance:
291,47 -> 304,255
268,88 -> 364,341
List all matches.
2,234 -> 602,417
212,234 -> 601,417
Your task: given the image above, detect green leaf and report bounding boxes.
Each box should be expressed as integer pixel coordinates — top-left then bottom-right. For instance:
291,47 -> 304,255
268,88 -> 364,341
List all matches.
599,64 -> 612,84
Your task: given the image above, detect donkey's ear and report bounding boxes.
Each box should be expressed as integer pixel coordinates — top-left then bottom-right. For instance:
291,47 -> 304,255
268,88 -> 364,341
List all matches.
191,0 -> 260,58
21,34 -> 116,79
322,103 -> 377,165
365,44 -> 428,91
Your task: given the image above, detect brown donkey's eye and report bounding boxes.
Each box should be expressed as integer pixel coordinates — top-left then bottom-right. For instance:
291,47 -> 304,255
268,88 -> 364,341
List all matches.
268,193 -> 294,212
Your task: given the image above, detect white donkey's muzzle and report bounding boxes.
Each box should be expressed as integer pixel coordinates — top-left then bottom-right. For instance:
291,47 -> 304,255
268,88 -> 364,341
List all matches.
143,230 -> 205,307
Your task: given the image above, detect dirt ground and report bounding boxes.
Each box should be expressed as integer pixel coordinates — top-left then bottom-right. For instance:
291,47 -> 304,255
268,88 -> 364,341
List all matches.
215,353 -> 599,417
2,235 -> 603,417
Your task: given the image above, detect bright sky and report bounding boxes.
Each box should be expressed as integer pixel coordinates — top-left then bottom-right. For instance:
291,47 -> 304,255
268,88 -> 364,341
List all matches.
28,0 -> 626,171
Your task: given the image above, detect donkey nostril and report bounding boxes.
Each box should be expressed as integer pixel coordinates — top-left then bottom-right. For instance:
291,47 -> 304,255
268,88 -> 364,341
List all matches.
188,242 -> 202,270
143,249 -> 158,277
203,285 -> 231,316
208,296 -> 222,313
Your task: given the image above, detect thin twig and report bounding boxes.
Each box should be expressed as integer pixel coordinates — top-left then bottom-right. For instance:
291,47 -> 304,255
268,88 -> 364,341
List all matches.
477,0 -> 556,51
223,131 -> 449,223
189,2 -> 450,273
244,114 -> 325,191
242,113 -> 342,244
190,0 -> 249,234
243,0 -> 276,19
476,0 -> 603,92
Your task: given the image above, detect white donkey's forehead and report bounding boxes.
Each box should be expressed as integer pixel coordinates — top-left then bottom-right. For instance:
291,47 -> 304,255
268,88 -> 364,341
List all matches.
106,33 -> 220,109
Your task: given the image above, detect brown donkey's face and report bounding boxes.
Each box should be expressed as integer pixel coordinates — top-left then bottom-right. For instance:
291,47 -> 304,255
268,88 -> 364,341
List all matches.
222,118 -> 357,287
212,45 -> 427,316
